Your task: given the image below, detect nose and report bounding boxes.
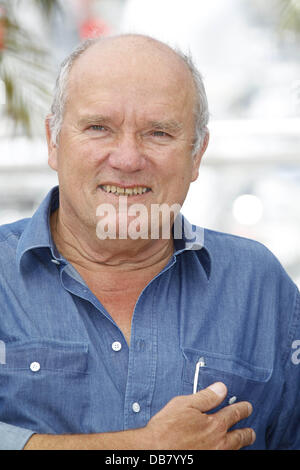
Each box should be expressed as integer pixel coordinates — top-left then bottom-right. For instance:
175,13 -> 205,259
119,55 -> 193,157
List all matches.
108,133 -> 146,173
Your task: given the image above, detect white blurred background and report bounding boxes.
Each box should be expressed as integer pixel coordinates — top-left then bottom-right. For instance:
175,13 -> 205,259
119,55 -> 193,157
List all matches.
0,0 -> 299,286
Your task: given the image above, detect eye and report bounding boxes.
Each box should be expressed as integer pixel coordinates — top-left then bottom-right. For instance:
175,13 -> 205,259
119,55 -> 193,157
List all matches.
152,130 -> 170,137
89,125 -> 106,131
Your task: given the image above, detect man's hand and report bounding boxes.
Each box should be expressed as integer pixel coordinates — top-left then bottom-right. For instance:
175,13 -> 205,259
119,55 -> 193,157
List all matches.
24,382 -> 255,450
145,382 -> 256,450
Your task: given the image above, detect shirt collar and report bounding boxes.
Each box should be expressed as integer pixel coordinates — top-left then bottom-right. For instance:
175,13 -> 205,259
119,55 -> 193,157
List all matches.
16,185 -> 211,278
16,186 -> 61,269
173,213 -> 211,279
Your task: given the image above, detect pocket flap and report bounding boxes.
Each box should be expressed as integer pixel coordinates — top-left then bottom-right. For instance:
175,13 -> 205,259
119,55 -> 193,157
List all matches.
3,339 -> 88,373
183,349 -> 272,383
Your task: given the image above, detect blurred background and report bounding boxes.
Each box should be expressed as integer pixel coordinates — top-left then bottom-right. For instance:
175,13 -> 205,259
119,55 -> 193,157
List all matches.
0,0 -> 299,287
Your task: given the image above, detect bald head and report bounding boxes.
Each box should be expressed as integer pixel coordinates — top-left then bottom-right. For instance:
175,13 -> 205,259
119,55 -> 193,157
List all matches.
49,34 -> 209,154
71,34 -> 193,87
78,33 -> 187,64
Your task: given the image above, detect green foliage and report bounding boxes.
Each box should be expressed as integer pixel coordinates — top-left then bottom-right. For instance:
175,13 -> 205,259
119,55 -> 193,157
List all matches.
247,0 -> 300,36
0,0 -> 61,137
31,0 -> 61,17
278,0 -> 300,34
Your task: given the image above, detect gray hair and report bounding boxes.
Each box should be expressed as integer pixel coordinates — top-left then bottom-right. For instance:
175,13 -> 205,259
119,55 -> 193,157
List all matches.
49,36 -> 209,155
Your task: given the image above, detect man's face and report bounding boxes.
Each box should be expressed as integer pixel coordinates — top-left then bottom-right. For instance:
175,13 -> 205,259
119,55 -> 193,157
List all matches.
47,38 -> 207,239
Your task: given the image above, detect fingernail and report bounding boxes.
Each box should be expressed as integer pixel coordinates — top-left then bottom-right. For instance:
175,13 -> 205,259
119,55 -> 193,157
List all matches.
251,429 -> 256,444
208,382 -> 227,397
247,403 -> 253,415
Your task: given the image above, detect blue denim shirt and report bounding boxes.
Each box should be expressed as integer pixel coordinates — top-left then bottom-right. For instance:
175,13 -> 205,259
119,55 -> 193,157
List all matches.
0,186 -> 299,450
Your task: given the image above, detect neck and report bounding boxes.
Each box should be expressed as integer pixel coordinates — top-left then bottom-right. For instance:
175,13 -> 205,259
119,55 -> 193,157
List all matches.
50,209 -> 175,274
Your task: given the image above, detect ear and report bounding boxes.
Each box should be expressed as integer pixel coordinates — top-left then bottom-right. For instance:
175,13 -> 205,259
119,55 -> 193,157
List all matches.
191,129 -> 209,182
45,115 -> 58,171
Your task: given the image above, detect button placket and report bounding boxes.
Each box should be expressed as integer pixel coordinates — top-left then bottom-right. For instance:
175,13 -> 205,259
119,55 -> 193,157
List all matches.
123,280 -> 159,430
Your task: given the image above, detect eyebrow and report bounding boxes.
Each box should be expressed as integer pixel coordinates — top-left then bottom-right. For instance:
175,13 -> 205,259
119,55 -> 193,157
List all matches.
77,115 -> 183,133
77,115 -> 113,127
147,120 -> 183,133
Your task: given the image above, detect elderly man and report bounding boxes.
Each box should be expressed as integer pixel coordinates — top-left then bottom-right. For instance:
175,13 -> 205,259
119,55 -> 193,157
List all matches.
0,34 -> 299,450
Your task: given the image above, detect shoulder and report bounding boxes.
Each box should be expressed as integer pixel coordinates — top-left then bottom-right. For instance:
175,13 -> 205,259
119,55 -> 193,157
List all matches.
202,227 -> 299,334
202,227 -> 296,289
204,227 -> 280,266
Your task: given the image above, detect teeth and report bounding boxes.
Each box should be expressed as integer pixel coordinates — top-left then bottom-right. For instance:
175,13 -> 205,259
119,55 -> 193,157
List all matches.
101,185 -> 149,196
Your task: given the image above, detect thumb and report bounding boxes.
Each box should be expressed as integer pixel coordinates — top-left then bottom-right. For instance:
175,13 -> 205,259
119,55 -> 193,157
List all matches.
193,382 -> 227,413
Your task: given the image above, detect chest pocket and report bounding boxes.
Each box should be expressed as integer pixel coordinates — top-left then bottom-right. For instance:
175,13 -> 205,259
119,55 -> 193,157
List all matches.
181,348 -> 272,418
0,339 -> 90,434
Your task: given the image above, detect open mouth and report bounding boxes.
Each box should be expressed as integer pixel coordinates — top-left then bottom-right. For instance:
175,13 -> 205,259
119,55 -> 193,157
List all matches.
99,185 -> 151,196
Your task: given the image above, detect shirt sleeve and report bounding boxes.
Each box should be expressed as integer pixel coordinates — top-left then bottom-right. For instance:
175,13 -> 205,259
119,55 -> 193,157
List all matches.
0,421 -> 35,450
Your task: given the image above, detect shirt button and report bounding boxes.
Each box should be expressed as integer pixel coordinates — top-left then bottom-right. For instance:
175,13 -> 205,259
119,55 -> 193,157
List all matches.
112,341 -> 122,352
228,396 -> 237,405
132,402 -> 141,413
30,361 -> 40,372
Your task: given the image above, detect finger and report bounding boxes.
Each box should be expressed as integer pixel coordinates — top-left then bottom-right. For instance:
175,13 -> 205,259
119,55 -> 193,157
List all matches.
190,382 -> 227,413
216,401 -> 253,430
223,427 -> 256,450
